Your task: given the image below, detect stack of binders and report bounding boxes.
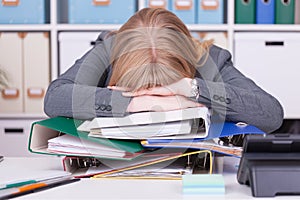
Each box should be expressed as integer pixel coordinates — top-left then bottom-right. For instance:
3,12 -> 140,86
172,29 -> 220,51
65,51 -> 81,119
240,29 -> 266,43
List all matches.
235,0 -> 297,24
28,107 -> 265,179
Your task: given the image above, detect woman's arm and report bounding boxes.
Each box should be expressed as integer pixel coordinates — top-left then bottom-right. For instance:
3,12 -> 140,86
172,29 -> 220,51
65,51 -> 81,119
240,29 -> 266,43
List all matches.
196,46 -> 284,133
44,37 -> 131,119
119,46 -> 284,133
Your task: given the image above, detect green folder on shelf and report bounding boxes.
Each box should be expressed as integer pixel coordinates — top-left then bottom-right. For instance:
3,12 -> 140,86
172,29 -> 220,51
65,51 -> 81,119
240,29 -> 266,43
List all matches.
235,0 -> 256,24
275,0 -> 295,24
28,117 -> 144,160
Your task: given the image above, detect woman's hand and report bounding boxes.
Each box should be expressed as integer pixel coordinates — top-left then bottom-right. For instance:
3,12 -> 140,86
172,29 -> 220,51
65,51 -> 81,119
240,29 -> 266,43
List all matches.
126,95 -> 203,113
108,77 -> 195,98
108,77 -> 202,112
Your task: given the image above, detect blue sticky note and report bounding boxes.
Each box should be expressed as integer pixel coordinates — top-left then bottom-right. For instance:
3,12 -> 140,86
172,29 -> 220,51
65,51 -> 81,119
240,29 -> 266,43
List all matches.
182,174 -> 225,195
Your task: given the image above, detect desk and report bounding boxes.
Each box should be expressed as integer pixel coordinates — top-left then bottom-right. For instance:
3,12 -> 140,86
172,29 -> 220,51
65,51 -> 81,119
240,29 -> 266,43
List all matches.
0,157 -> 299,200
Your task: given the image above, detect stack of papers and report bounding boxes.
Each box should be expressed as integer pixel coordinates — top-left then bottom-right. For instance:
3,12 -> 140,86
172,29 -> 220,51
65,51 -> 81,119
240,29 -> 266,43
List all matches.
78,107 -> 211,140
141,139 -> 243,157
88,120 -> 194,139
47,134 -> 135,158
63,149 -> 212,179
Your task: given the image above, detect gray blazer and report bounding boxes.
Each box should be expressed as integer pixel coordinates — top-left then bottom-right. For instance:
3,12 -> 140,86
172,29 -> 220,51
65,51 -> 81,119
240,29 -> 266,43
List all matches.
44,32 -> 284,133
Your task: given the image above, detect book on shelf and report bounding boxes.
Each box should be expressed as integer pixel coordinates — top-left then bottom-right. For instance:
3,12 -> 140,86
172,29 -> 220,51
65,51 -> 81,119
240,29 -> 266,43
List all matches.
78,107 -> 211,140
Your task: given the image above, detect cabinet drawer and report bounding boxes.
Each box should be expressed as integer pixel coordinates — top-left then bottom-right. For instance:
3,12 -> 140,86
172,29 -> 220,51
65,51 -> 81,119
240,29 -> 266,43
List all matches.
234,32 -> 300,118
0,120 -> 36,156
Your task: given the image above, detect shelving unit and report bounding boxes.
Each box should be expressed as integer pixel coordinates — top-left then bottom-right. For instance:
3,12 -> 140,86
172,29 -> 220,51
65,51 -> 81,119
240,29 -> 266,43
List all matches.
0,0 -> 298,84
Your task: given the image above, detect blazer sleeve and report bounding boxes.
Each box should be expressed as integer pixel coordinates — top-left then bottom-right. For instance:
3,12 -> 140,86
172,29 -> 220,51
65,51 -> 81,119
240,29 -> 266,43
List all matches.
196,46 -> 284,133
44,36 -> 131,119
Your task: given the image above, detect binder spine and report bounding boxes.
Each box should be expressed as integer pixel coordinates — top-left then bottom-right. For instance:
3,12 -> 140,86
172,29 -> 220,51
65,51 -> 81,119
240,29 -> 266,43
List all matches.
275,0 -> 295,24
235,0 -> 256,24
256,0 -> 275,24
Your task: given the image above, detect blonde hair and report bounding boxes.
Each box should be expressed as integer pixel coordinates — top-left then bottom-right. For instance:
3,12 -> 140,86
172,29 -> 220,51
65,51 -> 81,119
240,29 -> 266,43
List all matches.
109,8 -> 212,91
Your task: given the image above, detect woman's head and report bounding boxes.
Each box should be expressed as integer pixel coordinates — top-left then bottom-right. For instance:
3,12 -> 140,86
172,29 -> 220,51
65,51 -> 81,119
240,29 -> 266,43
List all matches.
109,8 -> 211,91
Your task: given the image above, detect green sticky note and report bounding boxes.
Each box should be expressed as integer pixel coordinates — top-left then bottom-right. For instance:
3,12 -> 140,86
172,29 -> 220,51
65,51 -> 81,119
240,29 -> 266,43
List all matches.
182,174 -> 225,195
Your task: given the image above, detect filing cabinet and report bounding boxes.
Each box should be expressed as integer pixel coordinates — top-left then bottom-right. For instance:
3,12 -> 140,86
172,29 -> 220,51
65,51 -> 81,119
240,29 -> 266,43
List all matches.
0,32 -> 50,114
0,119 -> 41,156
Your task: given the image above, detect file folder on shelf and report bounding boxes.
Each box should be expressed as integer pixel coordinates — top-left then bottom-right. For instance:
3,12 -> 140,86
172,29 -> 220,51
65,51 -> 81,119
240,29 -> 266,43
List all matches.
295,0 -> 300,24
28,117 -> 144,160
235,0 -> 256,24
171,0 -> 196,24
275,0 -> 295,24
197,0 -> 224,24
0,32 -> 23,113
256,0 -> 275,24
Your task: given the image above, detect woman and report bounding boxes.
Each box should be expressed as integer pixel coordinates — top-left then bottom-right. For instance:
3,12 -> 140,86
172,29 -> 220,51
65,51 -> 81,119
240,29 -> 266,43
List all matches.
44,8 -> 283,133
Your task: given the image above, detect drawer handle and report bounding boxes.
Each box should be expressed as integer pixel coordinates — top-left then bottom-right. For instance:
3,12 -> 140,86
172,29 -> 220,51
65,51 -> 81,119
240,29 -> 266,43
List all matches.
2,0 -> 19,6
201,0 -> 219,10
4,128 -> 24,134
2,88 -> 19,99
93,0 -> 110,6
265,41 -> 284,46
27,88 -> 44,98
175,0 -> 193,10
148,0 -> 167,8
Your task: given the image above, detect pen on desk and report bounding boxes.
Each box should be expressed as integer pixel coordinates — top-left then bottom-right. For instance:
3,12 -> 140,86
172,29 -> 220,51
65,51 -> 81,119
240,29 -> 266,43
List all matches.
0,174 -> 72,190
0,180 -> 37,190
0,177 -> 80,199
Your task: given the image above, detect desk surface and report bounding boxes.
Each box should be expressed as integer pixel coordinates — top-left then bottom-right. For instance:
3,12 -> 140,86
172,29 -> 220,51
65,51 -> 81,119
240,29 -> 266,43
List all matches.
0,156 -> 298,200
